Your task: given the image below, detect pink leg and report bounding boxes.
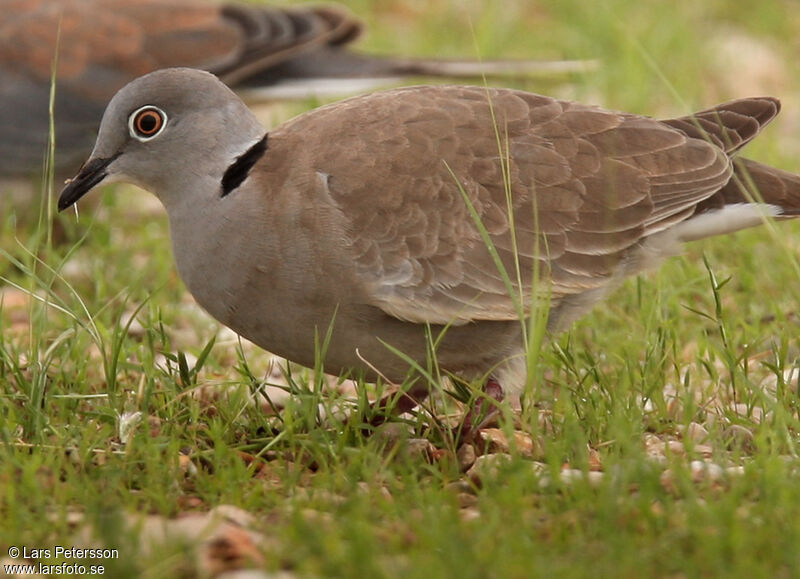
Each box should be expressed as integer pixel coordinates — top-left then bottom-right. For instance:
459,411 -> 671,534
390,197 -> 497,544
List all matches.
361,378 -> 505,444
366,382 -> 430,427
459,378 -> 505,442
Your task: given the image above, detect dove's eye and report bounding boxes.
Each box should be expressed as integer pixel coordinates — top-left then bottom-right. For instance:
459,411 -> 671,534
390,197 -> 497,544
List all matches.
129,106 -> 167,142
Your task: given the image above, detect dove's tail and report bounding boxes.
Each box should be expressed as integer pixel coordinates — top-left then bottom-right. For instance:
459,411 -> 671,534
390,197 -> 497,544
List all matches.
655,97 -> 800,243
695,158 -> 800,217
730,158 -> 800,215
661,97 -> 800,219
669,158 -> 800,244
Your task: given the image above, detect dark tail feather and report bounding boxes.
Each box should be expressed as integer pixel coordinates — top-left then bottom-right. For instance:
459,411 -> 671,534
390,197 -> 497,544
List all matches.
696,157 -> 800,214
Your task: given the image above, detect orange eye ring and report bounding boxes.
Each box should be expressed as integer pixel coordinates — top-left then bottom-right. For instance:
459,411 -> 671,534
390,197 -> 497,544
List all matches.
128,105 -> 167,141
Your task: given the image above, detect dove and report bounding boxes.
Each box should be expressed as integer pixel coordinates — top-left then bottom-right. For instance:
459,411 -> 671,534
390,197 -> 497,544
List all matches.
1,0 -> 593,183
58,68 -> 800,422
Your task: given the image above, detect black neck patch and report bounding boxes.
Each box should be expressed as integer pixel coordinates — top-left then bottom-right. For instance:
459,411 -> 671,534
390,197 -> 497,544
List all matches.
221,133 -> 268,197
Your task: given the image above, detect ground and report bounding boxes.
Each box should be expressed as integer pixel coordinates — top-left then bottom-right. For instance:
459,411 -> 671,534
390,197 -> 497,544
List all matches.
2,0 -> 800,577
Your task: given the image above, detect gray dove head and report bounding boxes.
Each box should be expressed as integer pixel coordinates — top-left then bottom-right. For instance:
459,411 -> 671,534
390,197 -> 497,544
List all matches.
59,68 -> 266,211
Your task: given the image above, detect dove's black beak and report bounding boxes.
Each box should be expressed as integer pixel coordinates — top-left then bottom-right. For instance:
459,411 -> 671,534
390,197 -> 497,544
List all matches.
58,154 -> 119,211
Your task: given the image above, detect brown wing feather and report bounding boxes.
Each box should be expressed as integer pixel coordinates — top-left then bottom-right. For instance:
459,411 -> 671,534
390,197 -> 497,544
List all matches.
276,85 -> 733,325
662,97 -> 780,153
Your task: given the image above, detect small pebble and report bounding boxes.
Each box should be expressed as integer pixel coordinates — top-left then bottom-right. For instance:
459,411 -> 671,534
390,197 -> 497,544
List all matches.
466,453 -> 513,486
690,460 -> 724,483
723,424 -> 756,452
683,422 -> 709,443
460,508 -> 481,522
475,428 -> 543,459
457,443 -> 477,472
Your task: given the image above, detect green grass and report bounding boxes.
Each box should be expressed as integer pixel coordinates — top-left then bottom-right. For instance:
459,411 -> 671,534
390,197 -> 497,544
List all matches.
3,0 -> 800,576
